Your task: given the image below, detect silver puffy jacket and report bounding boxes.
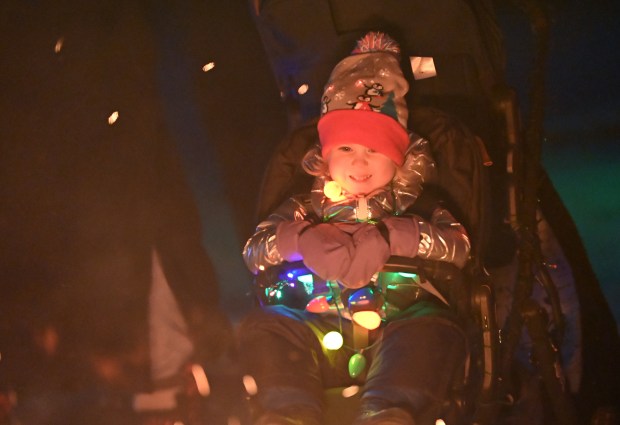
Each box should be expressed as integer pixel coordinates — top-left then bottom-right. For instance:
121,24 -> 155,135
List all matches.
243,135 -> 471,276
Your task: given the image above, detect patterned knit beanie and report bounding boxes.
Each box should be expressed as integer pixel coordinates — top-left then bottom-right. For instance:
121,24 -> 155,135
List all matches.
318,32 -> 410,166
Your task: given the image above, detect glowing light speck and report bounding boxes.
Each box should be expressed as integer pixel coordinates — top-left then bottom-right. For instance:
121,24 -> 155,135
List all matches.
54,38 -> 64,53
190,364 -> 210,397
202,62 -> 215,72
227,417 -> 241,425
435,420 -> 446,425
297,84 -> 309,95
242,374 -> 258,396
341,385 -> 360,398
108,111 -> 119,125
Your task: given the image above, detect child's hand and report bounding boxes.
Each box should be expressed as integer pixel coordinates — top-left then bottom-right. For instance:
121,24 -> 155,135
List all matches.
297,223 -> 355,280
275,220 -> 312,262
380,216 -> 421,257
339,223 -> 390,288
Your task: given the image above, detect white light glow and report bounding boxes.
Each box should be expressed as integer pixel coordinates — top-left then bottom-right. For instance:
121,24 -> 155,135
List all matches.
108,111 -> 119,125
227,417 -> 241,425
191,364 -> 211,397
297,84 -> 309,95
54,38 -> 64,53
242,374 -> 258,396
341,385 -> 360,398
202,62 -> 215,72
322,331 -> 343,350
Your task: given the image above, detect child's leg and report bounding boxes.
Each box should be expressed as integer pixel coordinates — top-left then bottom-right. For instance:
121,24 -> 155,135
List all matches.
238,305 -> 353,424
356,315 -> 467,424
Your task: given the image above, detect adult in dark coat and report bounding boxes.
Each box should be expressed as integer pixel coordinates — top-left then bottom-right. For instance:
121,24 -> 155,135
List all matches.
0,1 -> 231,423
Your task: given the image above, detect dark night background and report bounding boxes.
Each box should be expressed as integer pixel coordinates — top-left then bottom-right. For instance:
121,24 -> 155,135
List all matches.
0,0 -> 618,423
499,0 -> 620,325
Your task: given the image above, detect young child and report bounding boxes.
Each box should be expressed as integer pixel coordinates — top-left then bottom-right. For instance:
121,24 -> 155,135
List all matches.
239,32 -> 471,425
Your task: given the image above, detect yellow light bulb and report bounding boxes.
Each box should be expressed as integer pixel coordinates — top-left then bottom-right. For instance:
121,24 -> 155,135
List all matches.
324,181 -> 342,201
322,331 -> 344,350
352,311 -> 382,330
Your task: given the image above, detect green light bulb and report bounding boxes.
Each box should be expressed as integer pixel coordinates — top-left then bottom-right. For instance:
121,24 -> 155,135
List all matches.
348,353 -> 367,378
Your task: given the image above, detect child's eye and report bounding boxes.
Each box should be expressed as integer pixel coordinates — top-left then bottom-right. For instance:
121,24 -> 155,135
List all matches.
337,146 -> 352,152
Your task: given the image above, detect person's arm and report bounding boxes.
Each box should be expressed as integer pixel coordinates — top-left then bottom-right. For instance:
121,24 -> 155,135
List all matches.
242,197 -> 312,275
381,205 -> 471,269
243,195 -> 359,282
416,206 -> 470,267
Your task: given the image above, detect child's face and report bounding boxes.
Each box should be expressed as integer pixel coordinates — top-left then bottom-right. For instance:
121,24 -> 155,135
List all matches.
326,143 -> 396,196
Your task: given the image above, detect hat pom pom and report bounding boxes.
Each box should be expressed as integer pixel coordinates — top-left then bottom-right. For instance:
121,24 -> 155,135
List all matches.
351,31 -> 401,56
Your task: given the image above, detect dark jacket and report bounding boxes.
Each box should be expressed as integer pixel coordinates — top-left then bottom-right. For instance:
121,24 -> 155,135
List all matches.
0,0 -> 227,393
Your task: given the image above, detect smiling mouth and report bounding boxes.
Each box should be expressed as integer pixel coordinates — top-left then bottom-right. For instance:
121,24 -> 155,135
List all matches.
349,175 -> 371,182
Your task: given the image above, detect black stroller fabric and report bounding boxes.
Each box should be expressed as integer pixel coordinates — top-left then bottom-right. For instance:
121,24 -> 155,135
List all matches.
251,0 -> 504,134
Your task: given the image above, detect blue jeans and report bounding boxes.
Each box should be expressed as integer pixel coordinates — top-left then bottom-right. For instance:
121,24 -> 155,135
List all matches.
237,302 -> 467,419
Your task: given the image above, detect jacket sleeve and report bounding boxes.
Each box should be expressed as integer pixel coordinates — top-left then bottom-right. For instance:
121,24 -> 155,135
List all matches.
242,196 -> 314,274
416,205 -> 471,268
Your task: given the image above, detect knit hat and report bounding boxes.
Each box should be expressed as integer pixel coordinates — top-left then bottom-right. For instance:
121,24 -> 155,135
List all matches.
318,32 -> 410,166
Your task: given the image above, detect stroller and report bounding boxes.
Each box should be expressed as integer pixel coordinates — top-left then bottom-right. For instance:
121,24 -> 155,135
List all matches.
245,0 -> 620,424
